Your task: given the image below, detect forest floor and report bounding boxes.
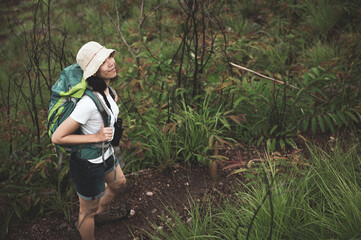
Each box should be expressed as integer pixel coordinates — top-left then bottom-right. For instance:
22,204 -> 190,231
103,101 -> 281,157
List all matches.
8,151 -> 250,240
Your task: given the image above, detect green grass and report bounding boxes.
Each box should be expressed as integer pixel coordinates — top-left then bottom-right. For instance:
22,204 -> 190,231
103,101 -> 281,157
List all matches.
303,41 -> 340,68
142,121 -> 178,169
172,95 -> 236,165
149,140 -> 361,239
146,196 -> 217,239
305,0 -> 342,38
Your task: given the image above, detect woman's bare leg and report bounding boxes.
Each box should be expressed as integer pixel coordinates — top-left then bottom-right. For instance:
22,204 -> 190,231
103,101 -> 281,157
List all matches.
97,164 -> 126,213
77,197 -> 100,240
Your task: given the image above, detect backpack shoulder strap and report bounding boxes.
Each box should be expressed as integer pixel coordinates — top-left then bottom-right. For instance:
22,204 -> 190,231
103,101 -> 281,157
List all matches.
83,89 -> 113,166
108,86 -> 116,100
84,89 -> 111,127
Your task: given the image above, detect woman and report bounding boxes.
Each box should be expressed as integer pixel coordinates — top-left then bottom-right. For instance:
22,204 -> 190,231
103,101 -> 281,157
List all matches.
52,41 -> 133,240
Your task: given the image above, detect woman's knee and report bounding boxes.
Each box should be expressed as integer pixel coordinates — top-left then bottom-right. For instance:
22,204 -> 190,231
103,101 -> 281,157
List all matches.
115,176 -> 126,189
108,176 -> 126,192
105,164 -> 126,190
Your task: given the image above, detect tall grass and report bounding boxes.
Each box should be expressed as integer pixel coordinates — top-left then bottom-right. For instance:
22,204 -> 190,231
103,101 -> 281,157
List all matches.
147,197 -> 217,239
142,121 -> 178,169
303,41 -> 340,68
306,142 -> 361,239
122,93 -> 237,171
149,140 -> 361,239
305,0 -> 342,38
172,95 -> 234,165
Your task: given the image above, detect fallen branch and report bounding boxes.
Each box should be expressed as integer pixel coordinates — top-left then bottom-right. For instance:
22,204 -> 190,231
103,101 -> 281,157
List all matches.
230,62 -> 327,103
230,62 -> 299,89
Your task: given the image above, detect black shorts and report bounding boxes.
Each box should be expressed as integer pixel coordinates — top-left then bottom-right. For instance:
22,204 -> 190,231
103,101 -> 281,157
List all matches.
69,152 -> 118,200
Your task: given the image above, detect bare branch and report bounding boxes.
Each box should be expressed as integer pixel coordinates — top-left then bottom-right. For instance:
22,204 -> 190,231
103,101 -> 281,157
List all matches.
230,62 -> 327,103
102,3 -> 136,58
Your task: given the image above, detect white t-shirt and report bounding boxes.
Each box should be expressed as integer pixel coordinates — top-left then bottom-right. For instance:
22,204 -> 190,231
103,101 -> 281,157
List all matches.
70,91 -> 119,164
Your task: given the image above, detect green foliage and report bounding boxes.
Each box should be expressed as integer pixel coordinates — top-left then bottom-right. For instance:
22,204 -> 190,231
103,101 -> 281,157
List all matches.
217,177 -> 314,239
224,14 -> 260,36
295,66 -> 361,135
0,146 -> 73,238
150,140 -> 361,239
305,0 -> 343,38
303,41 -> 340,68
255,41 -> 291,73
171,95 -> 235,165
146,197 -> 216,239
120,93 -> 237,172
306,142 -> 361,238
236,1 -> 261,18
143,122 -> 177,168
227,75 -> 296,152
227,62 -> 361,152
1,0 -> 361,237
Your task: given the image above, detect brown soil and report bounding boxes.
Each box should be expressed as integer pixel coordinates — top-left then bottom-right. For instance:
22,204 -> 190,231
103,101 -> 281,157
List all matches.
8,162 -> 245,240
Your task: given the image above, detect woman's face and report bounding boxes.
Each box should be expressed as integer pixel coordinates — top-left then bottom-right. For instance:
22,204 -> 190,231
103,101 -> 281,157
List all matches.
97,53 -> 116,80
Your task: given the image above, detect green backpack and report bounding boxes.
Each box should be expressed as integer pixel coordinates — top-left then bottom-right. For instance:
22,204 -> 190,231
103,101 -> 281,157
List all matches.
47,63 -> 113,168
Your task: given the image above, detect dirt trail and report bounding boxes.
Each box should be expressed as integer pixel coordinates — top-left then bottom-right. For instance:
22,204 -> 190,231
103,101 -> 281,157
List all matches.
8,163 -> 241,240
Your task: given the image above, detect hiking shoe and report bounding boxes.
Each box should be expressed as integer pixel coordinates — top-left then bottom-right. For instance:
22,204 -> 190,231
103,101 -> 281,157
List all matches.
94,204 -> 135,225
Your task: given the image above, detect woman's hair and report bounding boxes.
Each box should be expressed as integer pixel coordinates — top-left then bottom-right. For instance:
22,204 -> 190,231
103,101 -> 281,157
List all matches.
87,75 -> 112,111
86,51 -> 117,111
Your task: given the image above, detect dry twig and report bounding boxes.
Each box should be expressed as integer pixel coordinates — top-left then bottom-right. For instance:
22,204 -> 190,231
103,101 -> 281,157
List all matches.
230,62 -> 327,103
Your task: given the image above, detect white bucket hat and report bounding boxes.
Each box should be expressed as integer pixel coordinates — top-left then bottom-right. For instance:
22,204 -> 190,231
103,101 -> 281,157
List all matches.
76,41 -> 115,80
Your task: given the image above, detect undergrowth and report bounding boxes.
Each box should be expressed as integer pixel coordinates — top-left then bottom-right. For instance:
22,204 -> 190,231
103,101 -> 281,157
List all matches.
0,0 -> 360,238
148,138 -> 361,239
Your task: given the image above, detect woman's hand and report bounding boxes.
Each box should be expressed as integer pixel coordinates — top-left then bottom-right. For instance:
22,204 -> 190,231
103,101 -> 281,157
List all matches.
96,124 -> 113,142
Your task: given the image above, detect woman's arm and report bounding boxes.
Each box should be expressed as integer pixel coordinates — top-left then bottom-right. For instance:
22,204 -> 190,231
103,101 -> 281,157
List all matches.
51,117 -> 113,145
